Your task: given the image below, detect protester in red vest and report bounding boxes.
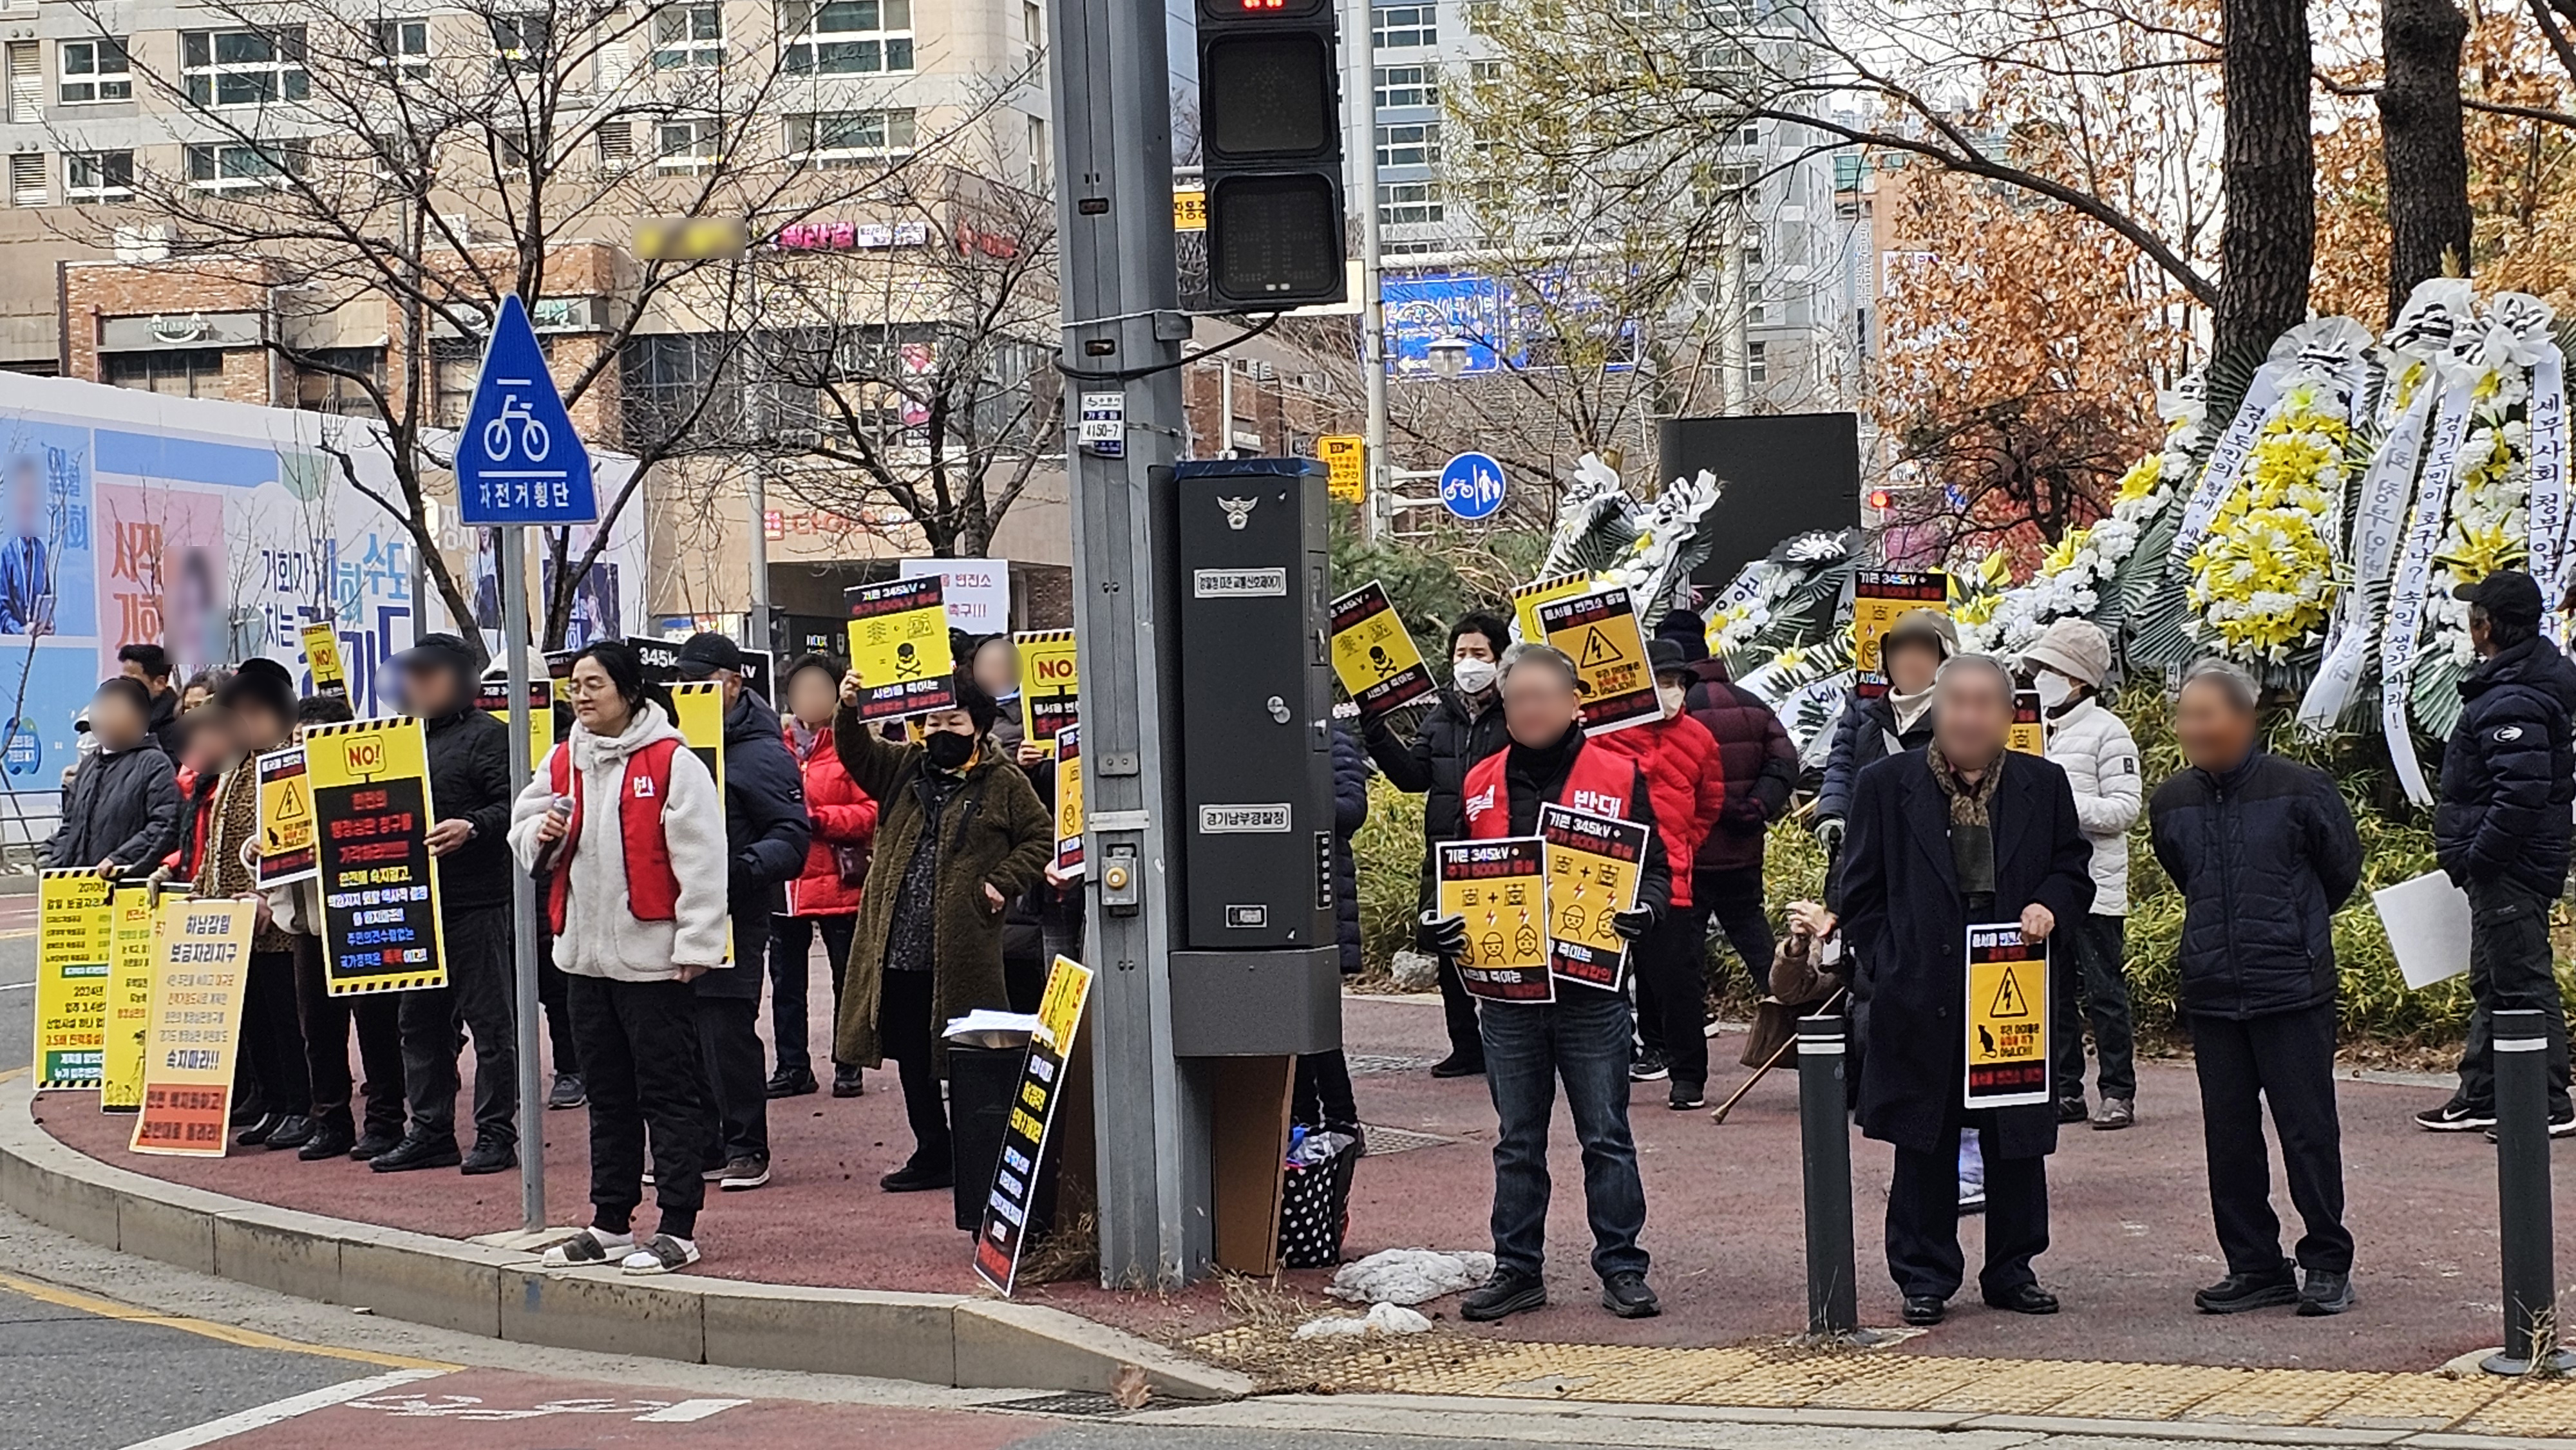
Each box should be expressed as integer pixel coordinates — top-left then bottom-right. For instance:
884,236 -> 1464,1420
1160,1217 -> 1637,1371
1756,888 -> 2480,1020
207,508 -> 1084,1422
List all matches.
1432,643 -> 1671,1325
1598,639 -> 1727,1109
512,639 -> 730,1277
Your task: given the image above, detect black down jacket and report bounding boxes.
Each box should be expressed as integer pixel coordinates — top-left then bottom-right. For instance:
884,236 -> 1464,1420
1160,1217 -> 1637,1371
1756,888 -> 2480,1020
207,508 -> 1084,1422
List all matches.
1815,692 -> 1935,825
1362,687 -> 1509,909
1331,721 -> 1370,974
45,741 -> 178,872
2435,636 -> 2576,897
2148,749 -> 2362,1020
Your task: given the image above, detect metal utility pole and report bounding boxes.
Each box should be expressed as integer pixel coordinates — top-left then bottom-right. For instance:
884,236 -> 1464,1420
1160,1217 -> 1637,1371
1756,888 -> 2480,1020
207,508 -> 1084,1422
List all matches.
1047,0 -> 1211,1286
499,525 -> 544,1231
1351,0 -> 1387,541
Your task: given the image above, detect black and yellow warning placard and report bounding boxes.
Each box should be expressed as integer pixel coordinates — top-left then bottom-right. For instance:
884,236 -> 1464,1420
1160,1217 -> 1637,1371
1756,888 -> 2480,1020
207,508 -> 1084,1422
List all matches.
1539,804 -> 1649,993
1851,570 -> 1947,699
847,576 -> 956,720
305,718 -> 448,996
1535,585 -> 1658,735
1054,721 -> 1085,878
1437,838 -> 1552,1004
301,621 -> 348,698
2008,688 -> 2047,756
130,898 -> 253,1156
477,674 -> 554,771
1964,922 -> 2050,1109
1014,628 -> 1079,757
254,747 -> 317,887
1510,572 -> 1593,645
1319,435 -> 1366,505
1328,581 -> 1435,719
974,954 -> 1096,1297
100,885 -> 157,1112
34,869 -> 113,1088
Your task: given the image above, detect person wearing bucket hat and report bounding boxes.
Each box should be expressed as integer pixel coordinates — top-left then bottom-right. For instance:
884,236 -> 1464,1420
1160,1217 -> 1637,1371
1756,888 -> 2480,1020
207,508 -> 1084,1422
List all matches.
1816,607 -> 1955,858
2019,617 -> 2142,1131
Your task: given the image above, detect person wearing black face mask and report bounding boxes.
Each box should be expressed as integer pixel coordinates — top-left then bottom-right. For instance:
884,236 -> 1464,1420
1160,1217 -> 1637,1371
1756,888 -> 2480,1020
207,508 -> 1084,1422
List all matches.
831,663 -> 1053,1192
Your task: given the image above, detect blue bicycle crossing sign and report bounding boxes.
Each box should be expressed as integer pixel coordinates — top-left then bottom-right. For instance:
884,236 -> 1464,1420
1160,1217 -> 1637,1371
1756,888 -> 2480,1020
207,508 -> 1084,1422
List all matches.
456,295 -> 598,526
1439,451 -> 1507,520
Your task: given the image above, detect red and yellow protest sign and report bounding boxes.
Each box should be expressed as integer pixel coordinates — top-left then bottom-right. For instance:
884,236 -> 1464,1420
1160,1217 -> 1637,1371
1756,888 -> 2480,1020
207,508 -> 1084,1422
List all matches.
1964,923 -> 2050,1109
1852,570 -> 1948,697
1540,804 -> 1649,993
1536,585 -> 1658,735
255,747 -> 317,887
1014,628 -> 1079,756
130,898 -> 254,1156
1329,581 -> 1436,718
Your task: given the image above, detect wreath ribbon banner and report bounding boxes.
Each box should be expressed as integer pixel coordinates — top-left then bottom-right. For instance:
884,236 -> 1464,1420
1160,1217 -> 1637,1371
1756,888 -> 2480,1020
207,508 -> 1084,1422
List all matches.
2300,380 -> 2437,732
2382,373 -> 2478,807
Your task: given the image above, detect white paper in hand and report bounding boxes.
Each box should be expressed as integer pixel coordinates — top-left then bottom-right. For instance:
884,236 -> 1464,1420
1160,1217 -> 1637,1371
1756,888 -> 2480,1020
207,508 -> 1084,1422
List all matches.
2372,870 -> 2472,990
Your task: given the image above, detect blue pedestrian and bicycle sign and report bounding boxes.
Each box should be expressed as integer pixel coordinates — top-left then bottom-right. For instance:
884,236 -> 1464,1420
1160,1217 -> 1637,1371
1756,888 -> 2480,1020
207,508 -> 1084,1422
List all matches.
456,295 -> 598,527
1439,451 -> 1508,520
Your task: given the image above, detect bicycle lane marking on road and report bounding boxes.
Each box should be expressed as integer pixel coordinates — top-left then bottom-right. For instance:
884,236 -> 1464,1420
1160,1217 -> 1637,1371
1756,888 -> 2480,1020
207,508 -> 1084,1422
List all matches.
116,1369 -> 452,1450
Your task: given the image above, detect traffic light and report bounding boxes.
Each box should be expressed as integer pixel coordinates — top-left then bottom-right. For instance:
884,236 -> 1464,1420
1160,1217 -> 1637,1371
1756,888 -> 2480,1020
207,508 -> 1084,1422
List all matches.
1197,0 -> 1347,309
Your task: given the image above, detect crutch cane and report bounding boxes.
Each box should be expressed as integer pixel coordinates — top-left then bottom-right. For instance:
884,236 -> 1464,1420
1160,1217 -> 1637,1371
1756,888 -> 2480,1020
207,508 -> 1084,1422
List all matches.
1710,986 -> 1845,1124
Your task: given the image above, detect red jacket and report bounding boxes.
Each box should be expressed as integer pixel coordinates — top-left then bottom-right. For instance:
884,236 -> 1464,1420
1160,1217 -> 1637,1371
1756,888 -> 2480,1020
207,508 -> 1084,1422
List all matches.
783,721 -> 878,916
1596,713 -> 1725,909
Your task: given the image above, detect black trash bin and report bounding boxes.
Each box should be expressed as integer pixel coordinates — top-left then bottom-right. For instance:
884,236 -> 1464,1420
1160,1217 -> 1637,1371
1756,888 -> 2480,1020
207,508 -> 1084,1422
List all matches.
947,1043 -> 1024,1232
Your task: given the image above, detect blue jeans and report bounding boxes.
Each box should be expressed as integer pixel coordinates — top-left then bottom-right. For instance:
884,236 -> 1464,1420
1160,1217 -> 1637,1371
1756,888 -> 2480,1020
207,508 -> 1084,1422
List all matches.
1479,984 -> 1651,1281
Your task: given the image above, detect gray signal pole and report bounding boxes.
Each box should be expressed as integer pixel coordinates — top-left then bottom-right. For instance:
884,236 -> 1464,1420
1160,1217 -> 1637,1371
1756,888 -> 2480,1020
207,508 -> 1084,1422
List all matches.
500,526 -> 544,1231
1046,0 -> 1211,1285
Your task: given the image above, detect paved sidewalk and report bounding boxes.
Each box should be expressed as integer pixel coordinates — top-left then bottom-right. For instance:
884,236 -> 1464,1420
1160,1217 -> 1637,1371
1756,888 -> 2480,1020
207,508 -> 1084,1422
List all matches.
32,992 -> 2566,1375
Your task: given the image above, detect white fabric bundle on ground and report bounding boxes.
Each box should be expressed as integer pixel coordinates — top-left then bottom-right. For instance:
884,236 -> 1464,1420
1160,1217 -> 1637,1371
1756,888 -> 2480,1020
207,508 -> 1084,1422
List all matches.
1326,1248 -> 1496,1304
1293,1302 -> 1435,1339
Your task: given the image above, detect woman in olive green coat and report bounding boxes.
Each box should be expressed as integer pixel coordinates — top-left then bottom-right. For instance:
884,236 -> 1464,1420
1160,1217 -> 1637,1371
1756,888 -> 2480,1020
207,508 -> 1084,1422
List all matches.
833,664 -> 1054,1191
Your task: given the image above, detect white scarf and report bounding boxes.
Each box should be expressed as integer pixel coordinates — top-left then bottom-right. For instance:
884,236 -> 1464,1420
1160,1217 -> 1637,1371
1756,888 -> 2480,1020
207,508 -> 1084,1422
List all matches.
1888,683 -> 1936,735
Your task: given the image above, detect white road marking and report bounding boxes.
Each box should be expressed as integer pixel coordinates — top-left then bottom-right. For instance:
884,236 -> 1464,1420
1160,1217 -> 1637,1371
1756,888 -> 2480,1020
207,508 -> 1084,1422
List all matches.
117,1368 -> 448,1449
633,1399 -> 752,1422
0,981 -> 32,991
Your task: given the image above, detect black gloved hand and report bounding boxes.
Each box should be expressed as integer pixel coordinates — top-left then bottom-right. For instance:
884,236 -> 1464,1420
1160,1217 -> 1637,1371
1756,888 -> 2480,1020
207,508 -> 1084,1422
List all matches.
1721,795 -> 1768,831
1611,905 -> 1657,942
1419,910 -> 1468,956
1814,816 -> 1846,855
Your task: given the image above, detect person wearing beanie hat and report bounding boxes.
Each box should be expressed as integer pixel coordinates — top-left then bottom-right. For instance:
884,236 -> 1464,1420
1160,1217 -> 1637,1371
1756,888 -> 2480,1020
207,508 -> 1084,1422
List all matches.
1653,608 -> 1711,664
2018,617 -> 2142,1131
2421,569 -> 2576,1136
831,659 -> 1051,1192
1816,607 -> 1955,860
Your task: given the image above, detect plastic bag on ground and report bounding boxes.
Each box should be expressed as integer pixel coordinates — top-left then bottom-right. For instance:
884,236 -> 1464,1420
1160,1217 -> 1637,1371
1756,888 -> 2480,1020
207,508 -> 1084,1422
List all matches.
1292,1301 -> 1435,1339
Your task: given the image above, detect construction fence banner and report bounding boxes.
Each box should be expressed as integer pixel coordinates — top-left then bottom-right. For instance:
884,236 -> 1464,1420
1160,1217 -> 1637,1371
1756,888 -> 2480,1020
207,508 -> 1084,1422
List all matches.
1539,804 -> 1648,994
100,885 -> 158,1112
254,747 -> 318,888
974,954 -> 1096,1297
1053,721 -> 1085,878
1328,581 -> 1435,719
33,869 -> 113,1088
846,576 -> 956,720
1014,628 -> 1079,757
1964,921 -> 2050,1109
1535,585 -> 1658,736
1437,837 -> 1553,1004
129,898 -> 255,1156
305,718 -> 448,996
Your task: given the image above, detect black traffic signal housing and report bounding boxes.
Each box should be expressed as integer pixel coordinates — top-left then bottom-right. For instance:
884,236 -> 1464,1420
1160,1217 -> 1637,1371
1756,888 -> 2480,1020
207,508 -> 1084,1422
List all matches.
1197,0 -> 1348,310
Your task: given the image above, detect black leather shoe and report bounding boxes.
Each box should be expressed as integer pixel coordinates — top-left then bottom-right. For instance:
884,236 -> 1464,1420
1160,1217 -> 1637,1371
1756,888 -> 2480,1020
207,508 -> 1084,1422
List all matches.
234,1112 -> 283,1147
298,1120 -> 356,1161
1600,1271 -> 1661,1319
831,1066 -> 865,1098
1429,1053 -> 1485,1079
2297,1269 -> 2356,1316
370,1135 -> 463,1173
2054,1096 -> 2089,1124
346,1130 -> 401,1162
765,1066 -> 819,1099
2195,1266 -> 2297,1314
1461,1268 -> 1547,1322
263,1115 -> 317,1151
1901,1295 -> 1946,1325
459,1141 -> 518,1176
879,1158 -> 952,1192
1985,1283 -> 2060,1315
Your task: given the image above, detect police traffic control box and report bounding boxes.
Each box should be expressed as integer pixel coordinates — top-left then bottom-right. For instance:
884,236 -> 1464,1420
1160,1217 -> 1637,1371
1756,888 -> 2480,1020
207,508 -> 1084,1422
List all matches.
1167,457 -> 1340,1057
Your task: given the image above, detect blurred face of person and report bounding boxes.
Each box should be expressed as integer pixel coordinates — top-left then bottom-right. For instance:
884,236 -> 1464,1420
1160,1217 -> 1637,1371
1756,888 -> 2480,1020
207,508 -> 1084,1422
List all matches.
2469,605 -> 2496,658
182,720 -> 232,774
1886,636 -> 1942,695
1500,655 -> 1582,748
2175,677 -> 2259,772
971,639 -> 1019,700
90,690 -> 146,751
786,667 -> 838,729
180,683 -> 214,713
231,701 -> 291,753
401,662 -> 466,719
567,657 -> 633,735
1930,663 -> 2010,769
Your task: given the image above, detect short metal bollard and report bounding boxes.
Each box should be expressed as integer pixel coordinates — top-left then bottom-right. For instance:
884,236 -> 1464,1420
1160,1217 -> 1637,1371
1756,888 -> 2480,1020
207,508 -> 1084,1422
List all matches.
1797,1012 -> 1859,1339
2483,1008 -> 2573,1375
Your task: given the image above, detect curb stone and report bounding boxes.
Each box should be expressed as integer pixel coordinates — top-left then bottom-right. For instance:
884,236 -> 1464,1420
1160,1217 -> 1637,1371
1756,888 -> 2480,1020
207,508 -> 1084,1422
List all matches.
1,1078 -> 1248,1400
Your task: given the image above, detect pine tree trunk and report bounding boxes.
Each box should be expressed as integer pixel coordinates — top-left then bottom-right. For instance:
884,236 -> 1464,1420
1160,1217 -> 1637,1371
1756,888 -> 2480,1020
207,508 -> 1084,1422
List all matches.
2379,0 -> 2474,322
2215,0 -> 2316,372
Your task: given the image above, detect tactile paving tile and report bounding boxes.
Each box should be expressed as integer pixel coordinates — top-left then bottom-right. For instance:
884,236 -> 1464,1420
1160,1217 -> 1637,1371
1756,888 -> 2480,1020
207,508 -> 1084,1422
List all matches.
2315,1374 -> 2508,1431
2018,1362 -> 2256,1421
1913,1356 -> 2137,1415
2179,1369 -> 2407,1425
2450,1378 -> 2576,1439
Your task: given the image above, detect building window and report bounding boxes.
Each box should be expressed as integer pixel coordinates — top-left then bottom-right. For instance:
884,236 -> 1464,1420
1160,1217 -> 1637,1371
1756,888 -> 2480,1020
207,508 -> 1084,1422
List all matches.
1372,64 -> 1435,110
1375,121 -> 1439,169
182,28 -> 308,107
1026,114 -> 1046,191
1465,0 -> 1498,33
63,149 -> 132,201
652,5 -> 723,69
1372,4 -> 1436,48
1747,339 -> 1766,384
596,120 -> 635,173
489,12 -> 551,73
185,140 -> 306,191
1023,0 -> 1042,69
656,117 -> 723,174
295,347 -> 386,417
1378,180 -> 1441,226
58,38 -> 131,104
785,108 -> 914,167
8,153 -> 44,207
371,19 -> 430,80
779,0 -> 914,76
431,337 -> 480,426
106,348 -> 228,397
1468,59 -> 1502,82
621,333 -> 739,446
5,41 -> 37,124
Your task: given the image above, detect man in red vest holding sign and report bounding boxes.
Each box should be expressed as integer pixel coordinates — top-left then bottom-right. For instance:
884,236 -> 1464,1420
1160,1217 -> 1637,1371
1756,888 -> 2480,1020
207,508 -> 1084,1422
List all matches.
1427,643 -> 1671,1323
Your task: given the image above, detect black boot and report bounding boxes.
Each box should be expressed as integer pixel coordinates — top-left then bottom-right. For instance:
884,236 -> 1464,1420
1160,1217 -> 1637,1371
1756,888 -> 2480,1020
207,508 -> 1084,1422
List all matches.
347,1128 -> 402,1161
234,1112 -> 283,1147
765,1066 -> 820,1099
263,1115 -> 317,1151
459,1140 -> 518,1176
370,1133 -> 463,1173
298,1114 -> 357,1161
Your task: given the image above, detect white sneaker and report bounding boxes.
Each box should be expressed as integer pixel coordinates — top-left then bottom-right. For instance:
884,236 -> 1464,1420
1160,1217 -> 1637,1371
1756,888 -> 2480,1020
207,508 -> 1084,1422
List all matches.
620,1233 -> 701,1276
540,1227 -> 633,1268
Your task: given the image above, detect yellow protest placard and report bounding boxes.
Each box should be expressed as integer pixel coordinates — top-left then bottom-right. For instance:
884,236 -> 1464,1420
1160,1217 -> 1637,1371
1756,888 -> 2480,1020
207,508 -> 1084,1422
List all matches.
478,675 -> 554,771
668,680 -> 736,967
1437,838 -> 1552,1004
1851,570 -> 1948,695
1539,804 -> 1649,993
1327,581 -> 1435,718
131,898 -> 254,1156
301,621 -> 348,697
1054,721 -> 1085,878
974,954 -> 1097,1296
1964,923 -> 2050,1109
1014,628 -> 1079,757
1319,435 -> 1366,505
255,747 -> 317,887
2009,688 -> 2047,756
1510,572 -> 1593,644
35,869 -> 113,1088
100,886 -> 157,1112
305,718 -> 449,996
847,576 -> 956,719
1535,585 -> 1658,735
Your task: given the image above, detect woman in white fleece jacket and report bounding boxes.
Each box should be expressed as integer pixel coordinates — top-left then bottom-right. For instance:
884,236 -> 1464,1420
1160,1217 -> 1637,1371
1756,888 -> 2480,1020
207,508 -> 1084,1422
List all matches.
509,639 -> 730,1277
